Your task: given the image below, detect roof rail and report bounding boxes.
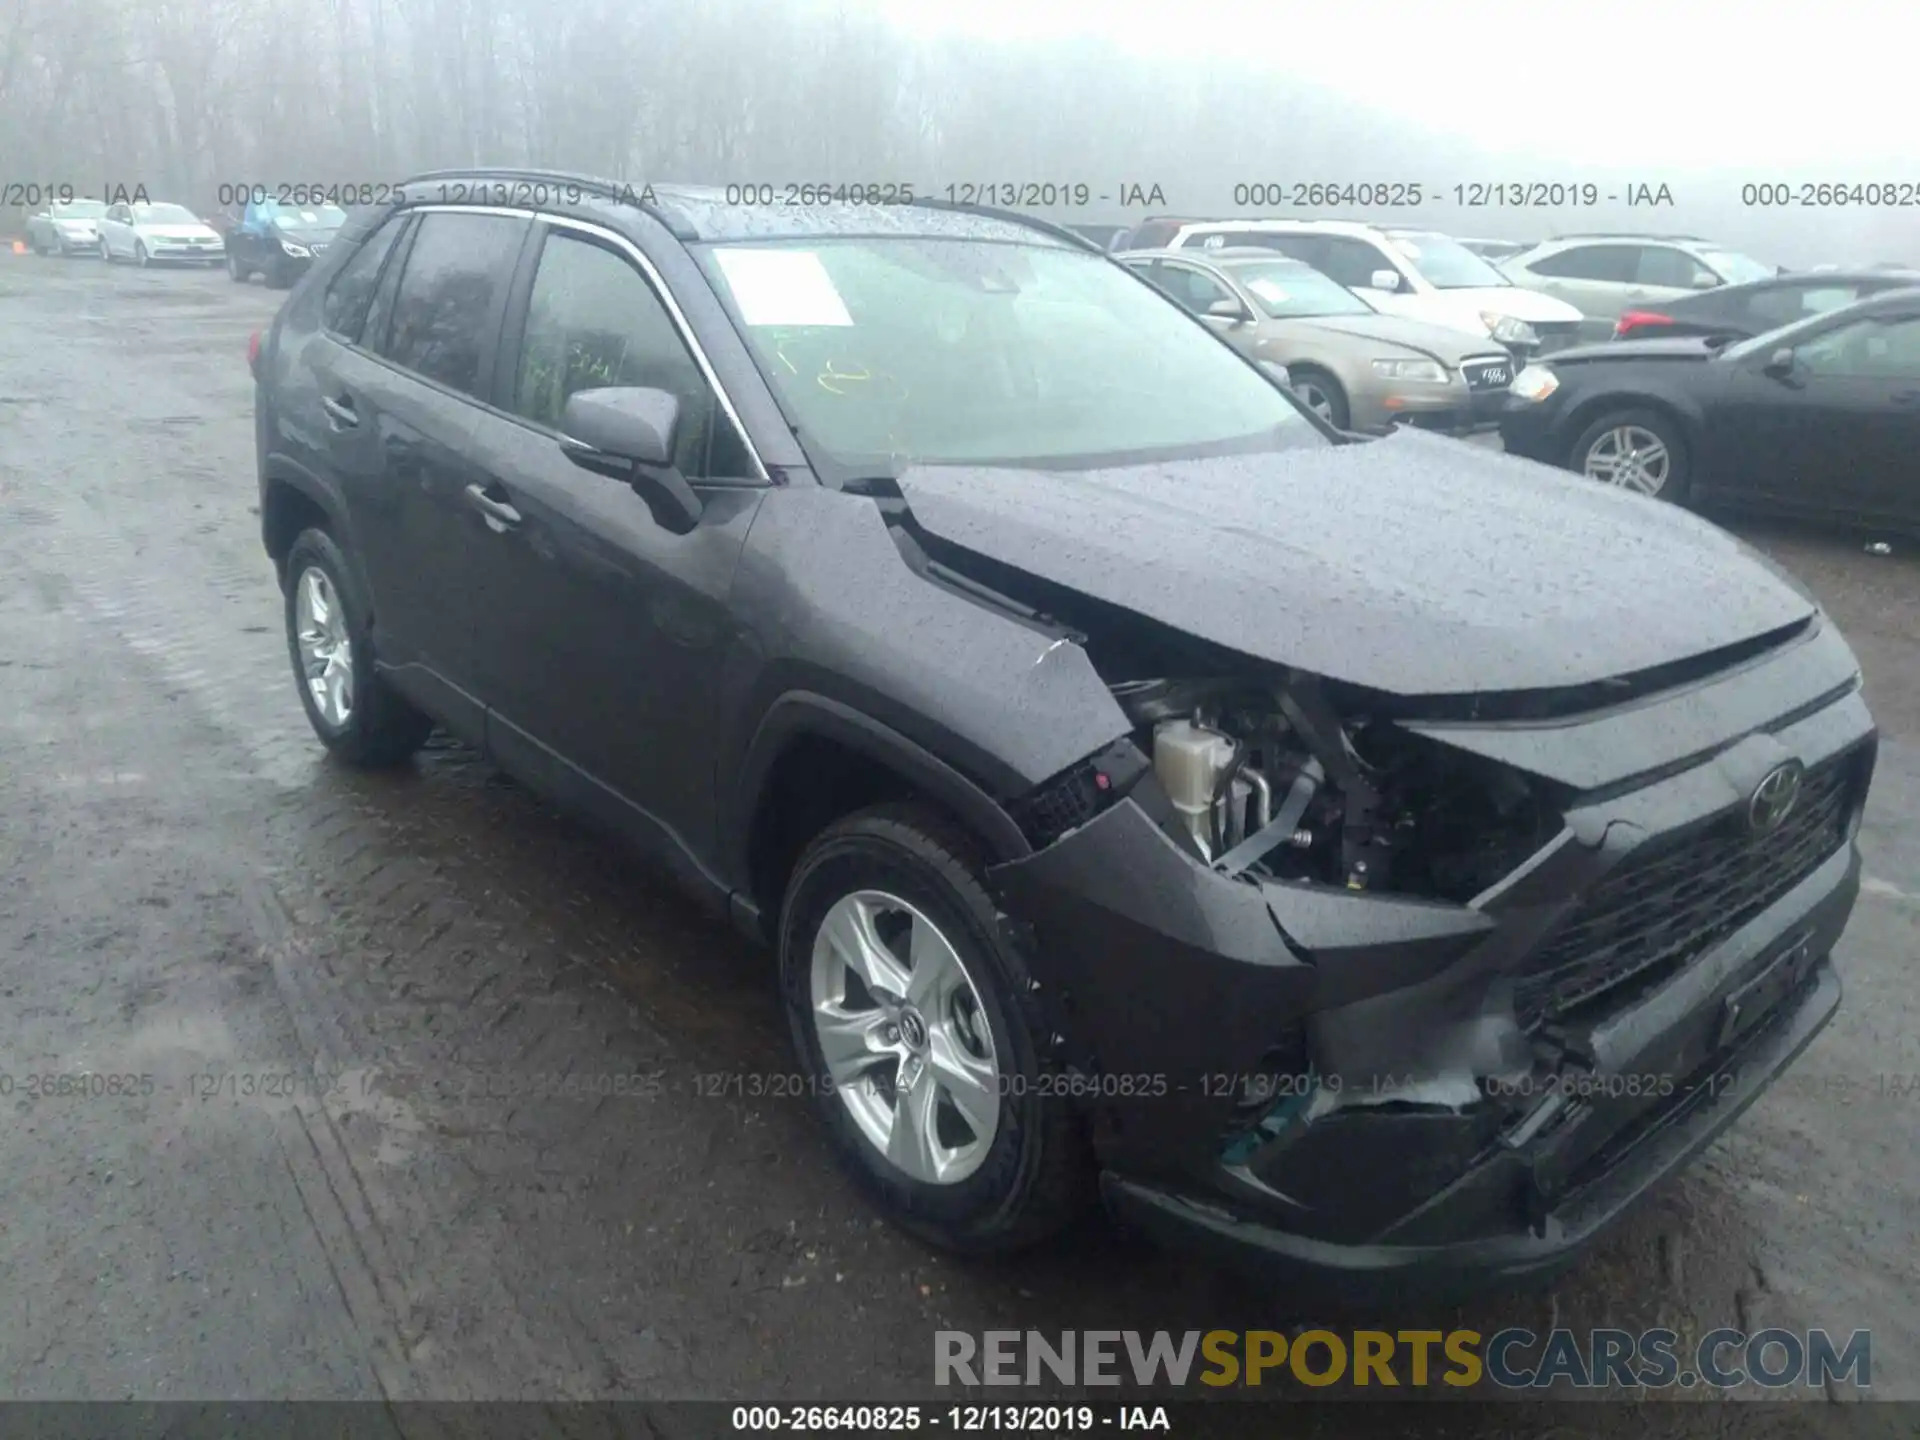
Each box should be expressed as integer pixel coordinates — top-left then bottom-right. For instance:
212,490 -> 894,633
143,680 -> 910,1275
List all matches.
1550,231 -> 1709,242
395,167 -> 695,239
908,198 -> 1104,253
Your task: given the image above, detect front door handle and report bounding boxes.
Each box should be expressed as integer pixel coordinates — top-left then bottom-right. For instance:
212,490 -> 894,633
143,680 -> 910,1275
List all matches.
463,483 -> 522,532
1890,390 -> 1920,407
321,395 -> 359,429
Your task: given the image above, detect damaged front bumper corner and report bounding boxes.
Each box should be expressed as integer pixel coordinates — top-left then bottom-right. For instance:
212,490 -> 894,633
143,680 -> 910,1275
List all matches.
986,696 -> 1870,1305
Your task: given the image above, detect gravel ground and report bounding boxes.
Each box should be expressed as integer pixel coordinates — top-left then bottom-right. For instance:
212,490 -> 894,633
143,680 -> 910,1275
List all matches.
0,254 -> 1915,1424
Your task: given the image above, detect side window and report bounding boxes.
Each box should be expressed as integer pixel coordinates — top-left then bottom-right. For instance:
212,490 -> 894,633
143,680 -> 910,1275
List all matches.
509,230 -> 753,480
1744,284 -> 1859,331
1313,238 -> 1390,289
1155,264 -> 1234,315
1236,232 -> 1322,268
1637,246 -> 1716,288
322,214 -> 408,341
1796,316 -> 1920,378
1529,245 -> 1635,282
376,212 -> 526,399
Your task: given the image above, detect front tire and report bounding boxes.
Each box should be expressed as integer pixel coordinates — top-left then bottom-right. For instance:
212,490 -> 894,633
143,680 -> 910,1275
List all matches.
98,237 -> 113,263
1291,367 -> 1351,430
282,527 -> 434,767
265,257 -> 295,290
135,240 -> 150,267
228,249 -> 250,282
779,803 -> 1090,1254
1569,407 -> 1691,502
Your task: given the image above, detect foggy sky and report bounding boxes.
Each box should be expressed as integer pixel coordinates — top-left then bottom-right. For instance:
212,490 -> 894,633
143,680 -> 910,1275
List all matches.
3,0 -> 1912,267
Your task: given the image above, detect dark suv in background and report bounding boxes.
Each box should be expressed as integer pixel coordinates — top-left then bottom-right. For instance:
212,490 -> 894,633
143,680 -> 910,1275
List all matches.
251,170 -> 1874,1302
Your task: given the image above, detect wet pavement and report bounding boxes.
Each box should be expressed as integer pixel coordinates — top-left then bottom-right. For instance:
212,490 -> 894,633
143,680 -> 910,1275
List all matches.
1,254 -> 1917,1417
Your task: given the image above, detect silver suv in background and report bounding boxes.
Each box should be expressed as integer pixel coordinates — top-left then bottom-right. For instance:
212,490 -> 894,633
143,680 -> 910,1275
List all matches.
1502,234 -> 1779,341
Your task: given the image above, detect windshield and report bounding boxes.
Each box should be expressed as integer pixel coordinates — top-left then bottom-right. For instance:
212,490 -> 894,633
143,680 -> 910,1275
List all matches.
53,200 -> 106,219
698,238 -> 1312,472
1224,260 -> 1373,318
1388,233 -> 1510,289
1700,249 -> 1775,284
134,203 -> 200,225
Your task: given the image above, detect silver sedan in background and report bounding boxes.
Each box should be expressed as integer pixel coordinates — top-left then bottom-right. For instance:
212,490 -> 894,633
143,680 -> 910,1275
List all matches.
1118,247 -> 1517,432
24,198 -> 107,256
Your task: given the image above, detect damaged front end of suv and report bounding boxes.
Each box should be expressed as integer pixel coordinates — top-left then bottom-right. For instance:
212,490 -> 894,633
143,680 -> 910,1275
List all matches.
885,440 -> 1875,1304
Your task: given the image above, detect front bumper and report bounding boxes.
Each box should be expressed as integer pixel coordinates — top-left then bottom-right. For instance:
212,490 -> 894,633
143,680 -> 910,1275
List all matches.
1496,395 -> 1563,463
987,638 -> 1874,1304
147,243 -> 225,262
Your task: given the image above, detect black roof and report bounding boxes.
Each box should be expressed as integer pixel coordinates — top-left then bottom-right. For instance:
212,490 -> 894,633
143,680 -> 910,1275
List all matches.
396,169 -> 1087,248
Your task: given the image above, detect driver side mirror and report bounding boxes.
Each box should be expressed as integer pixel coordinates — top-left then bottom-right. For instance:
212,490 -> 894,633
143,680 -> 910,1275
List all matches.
1368,269 -> 1402,293
1690,272 -> 1720,290
1762,347 -> 1800,382
1206,296 -> 1251,323
558,386 -> 704,535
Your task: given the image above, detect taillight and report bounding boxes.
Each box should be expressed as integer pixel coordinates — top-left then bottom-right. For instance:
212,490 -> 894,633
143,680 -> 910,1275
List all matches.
247,330 -> 262,377
1614,310 -> 1673,339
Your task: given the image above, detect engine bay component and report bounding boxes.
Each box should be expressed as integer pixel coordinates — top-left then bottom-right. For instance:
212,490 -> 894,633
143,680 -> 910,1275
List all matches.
1127,672 -> 1560,901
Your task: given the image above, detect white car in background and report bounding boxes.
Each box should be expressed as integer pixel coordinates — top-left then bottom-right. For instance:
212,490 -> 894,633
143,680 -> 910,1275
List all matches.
1160,219 -> 1587,358
97,201 -> 226,267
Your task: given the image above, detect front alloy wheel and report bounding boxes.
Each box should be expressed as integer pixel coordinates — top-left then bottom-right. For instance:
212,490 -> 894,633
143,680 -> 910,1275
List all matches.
780,804 -> 1089,1253
1582,423 -> 1672,494
810,889 -> 1001,1185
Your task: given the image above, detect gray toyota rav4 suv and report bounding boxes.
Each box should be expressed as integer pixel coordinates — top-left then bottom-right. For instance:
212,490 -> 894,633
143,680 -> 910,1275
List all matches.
252,169 -> 1875,1304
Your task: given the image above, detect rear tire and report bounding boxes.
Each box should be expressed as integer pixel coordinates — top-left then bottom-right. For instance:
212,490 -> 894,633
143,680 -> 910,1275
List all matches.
282,527 -> 434,768
778,803 -> 1091,1255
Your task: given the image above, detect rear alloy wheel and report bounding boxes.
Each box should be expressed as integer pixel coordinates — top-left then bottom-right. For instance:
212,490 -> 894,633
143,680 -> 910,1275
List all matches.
780,804 -> 1090,1253
1291,369 -> 1351,430
1571,408 -> 1690,502
282,527 -> 434,767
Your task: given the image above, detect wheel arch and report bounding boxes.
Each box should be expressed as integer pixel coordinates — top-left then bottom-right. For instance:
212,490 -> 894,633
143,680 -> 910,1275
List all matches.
1556,388 -> 1703,469
258,458 -> 380,606
729,693 -> 1032,942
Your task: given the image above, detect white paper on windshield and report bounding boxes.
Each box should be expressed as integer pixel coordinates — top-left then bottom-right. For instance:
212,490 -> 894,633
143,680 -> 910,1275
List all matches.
713,248 -> 853,327
1247,279 -> 1291,305
297,210 -> 320,223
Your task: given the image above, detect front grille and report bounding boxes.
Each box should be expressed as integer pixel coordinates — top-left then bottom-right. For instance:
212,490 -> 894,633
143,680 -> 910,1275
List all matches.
1462,357 -> 1514,391
1529,321 -> 1583,355
1516,755 -> 1857,1029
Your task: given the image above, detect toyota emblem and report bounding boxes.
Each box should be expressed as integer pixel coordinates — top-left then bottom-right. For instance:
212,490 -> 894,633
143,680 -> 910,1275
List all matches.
1747,760 -> 1805,834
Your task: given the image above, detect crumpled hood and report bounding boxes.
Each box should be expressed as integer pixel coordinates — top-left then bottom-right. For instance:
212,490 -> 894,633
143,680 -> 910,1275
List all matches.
894,428 -> 1815,697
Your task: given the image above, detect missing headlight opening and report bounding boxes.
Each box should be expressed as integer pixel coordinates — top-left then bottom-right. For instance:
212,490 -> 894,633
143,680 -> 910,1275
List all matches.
1114,670 -> 1558,901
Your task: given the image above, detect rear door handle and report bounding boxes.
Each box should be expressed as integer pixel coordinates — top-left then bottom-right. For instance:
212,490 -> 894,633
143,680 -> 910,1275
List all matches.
463,483 -> 522,532
321,395 -> 359,429
1891,390 -> 1920,406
